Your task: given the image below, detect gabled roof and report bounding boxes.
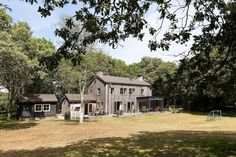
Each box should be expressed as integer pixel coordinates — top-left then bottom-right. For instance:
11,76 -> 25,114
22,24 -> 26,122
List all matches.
96,75 -> 151,86
18,94 -> 58,103
65,94 -> 96,103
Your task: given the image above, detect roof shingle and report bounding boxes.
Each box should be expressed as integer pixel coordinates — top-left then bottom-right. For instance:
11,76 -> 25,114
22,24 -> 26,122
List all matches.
65,94 -> 96,103
97,75 -> 151,86
18,94 -> 58,103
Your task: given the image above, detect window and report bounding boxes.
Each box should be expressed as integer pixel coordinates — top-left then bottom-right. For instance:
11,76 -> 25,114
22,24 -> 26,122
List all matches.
120,88 -> 127,94
124,88 -> 127,94
43,104 -> 50,112
35,104 -> 50,112
120,88 -> 124,94
111,88 -> 114,94
129,88 -> 132,94
35,104 -> 42,112
97,88 -> 101,95
74,107 -> 80,111
129,88 -> 135,94
141,89 -> 144,95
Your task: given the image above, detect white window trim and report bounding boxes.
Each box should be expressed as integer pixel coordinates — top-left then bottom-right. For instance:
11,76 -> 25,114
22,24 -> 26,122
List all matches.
34,104 -> 51,112
34,104 -> 42,112
43,104 -> 50,112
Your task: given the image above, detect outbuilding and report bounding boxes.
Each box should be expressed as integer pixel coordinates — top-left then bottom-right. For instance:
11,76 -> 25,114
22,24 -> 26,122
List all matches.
61,94 -> 97,119
17,94 -> 58,119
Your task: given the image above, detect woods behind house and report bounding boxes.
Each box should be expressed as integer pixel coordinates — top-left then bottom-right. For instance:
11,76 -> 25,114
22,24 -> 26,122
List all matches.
0,8 -> 235,120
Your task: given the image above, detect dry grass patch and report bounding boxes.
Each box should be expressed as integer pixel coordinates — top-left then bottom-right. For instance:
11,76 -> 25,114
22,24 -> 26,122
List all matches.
1,112 -> 236,156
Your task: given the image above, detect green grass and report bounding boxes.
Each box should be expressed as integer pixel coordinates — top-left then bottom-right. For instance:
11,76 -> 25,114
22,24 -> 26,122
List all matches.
1,131 -> 236,157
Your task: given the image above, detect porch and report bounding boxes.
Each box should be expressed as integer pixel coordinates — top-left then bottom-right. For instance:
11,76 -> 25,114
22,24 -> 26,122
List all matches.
137,96 -> 164,112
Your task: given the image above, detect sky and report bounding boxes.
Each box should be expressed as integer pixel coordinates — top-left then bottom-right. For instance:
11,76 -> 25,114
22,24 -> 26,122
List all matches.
2,1 -> 191,64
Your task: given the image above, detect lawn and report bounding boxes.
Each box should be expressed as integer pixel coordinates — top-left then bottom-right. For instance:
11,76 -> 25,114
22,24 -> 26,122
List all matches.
1,113 -> 236,157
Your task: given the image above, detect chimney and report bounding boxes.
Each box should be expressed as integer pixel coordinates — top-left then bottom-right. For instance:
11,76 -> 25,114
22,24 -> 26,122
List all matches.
136,76 -> 144,81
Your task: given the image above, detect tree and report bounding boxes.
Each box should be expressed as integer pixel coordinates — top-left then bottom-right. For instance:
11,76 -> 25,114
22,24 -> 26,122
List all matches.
0,31 -> 32,119
55,59 -> 82,94
109,59 -> 129,77
0,8 -> 12,32
26,38 -> 57,94
56,16 -> 96,123
138,57 -> 177,84
127,63 -> 141,78
6,0 -> 235,68
172,47 -> 236,111
0,9 -> 57,119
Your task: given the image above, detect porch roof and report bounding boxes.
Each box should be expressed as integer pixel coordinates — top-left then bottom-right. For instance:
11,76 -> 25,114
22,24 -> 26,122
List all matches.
137,95 -> 164,101
65,94 -> 96,103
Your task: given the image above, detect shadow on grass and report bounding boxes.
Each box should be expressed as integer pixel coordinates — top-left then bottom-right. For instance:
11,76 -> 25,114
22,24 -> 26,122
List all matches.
182,110 -> 236,117
0,121 -> 38,130
1,130 -> 236,157
180,110 -> 209,116
58,118 -> 99,126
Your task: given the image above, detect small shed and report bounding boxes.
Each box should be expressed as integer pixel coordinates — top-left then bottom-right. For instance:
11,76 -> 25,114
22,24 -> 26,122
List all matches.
137,96 -> 164,112
17,94 -> 58,119
61,94 -> 97,119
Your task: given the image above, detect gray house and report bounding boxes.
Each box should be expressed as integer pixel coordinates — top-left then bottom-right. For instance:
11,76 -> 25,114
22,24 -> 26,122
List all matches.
61,94 -> 97,119
17,94 -> 58,119
88,72 -> 161,115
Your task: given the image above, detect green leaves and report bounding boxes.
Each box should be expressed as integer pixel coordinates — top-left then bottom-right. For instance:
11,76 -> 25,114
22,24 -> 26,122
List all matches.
0,9 -> 57,97
0,8 -> 12,32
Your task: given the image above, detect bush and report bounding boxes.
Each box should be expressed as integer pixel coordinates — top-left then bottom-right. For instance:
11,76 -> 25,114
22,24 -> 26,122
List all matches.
0,93 -> 8,119
64,111 -> 70,120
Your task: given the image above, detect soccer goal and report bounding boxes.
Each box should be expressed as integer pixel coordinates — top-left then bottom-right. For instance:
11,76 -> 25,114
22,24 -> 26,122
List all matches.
207,110 -> 222,121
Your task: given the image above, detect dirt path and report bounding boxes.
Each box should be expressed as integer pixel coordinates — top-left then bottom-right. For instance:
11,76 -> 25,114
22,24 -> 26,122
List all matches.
1,113 -> 236,151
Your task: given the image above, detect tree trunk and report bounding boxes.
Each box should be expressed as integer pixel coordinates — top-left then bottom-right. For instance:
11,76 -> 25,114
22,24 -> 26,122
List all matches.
80,86 -> 85,124
6,93 -> 12,120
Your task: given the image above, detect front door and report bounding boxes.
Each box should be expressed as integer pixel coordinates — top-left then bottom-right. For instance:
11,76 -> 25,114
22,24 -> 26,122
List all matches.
114,101 -> 122,114
85,103 -> 88,115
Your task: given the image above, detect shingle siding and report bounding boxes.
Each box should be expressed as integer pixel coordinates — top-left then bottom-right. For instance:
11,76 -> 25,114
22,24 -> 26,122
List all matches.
88,79 -> 107,112
17,94 -> 58,119
18,103 -> 57,119
88,74 -> 152,115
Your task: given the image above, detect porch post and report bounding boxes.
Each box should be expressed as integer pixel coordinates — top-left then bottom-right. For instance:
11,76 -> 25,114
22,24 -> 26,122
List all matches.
148,98 -> 151,112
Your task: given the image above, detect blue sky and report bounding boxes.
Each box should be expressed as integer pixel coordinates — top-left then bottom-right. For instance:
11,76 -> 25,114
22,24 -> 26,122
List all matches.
3,1 -> 190,64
